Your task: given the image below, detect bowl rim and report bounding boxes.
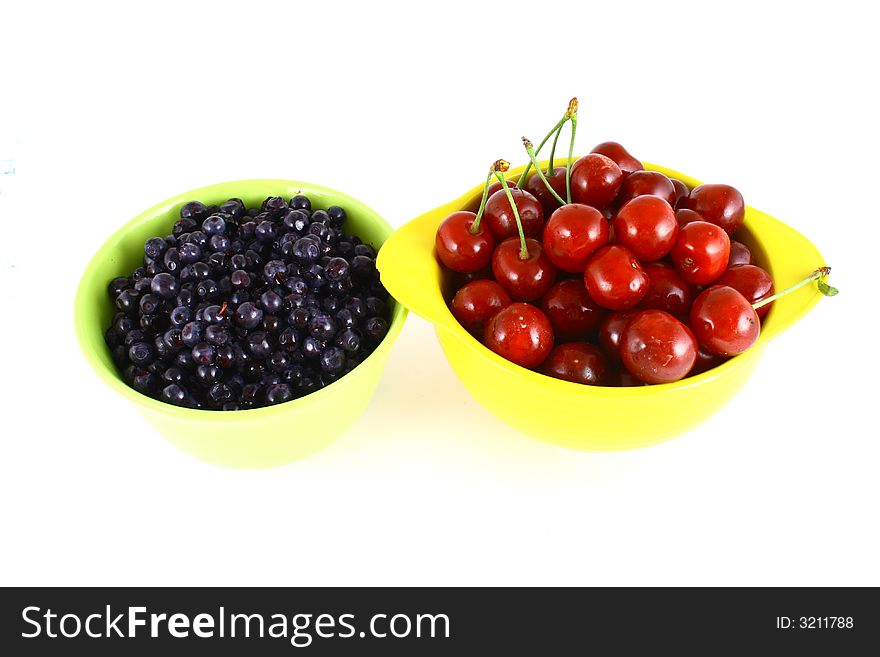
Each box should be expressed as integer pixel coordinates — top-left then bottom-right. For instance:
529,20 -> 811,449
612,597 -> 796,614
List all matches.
73,178 -> 407,421
386,160 -> 825,398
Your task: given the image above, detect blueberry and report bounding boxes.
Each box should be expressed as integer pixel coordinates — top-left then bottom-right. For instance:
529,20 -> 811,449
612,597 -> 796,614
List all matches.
234,302 -> 263,329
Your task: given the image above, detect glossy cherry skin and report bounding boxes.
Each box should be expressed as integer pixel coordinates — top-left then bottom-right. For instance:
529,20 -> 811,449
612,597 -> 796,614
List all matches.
569,153 -> 623,209
483,188 -> 544,240
526,167 -> 567,215
598,310 -> 637,361
542,203 -> 609,273
492,238 -> 557,301
716,264 -> 775,319
435,211 -> 494,273
451,279 -> 512,335
620,310 -> 698,384
640,262 -> 694,316
675,208 -> 704,228
612,195 -> 679,261
728,240 -> 754,267
686,184 -> 745,235
484,302 -> 554,369
617,170 -> 677,206
669,178 -> 690,209
540,279 -> 605,341
669,221 -> 730,285
541,342 -> 608,385
584,245 -> 649,310
590,141 -> 644,176
690,285 -> 760,356
486,178 -> 520,198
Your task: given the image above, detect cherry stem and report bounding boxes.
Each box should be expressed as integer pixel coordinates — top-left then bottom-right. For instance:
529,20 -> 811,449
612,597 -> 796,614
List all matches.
565,99 -> 578,204
546,121 -> 564,175
496,171 -> 529,260
517,114 -> 570,188
522,137 -> 566,205
751,266 -> 838,310
468,170 -> 495,234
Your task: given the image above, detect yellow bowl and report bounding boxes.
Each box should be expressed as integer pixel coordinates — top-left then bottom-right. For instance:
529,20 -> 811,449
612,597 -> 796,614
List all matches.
75,179 -> 406,468
377,161 -> 826,450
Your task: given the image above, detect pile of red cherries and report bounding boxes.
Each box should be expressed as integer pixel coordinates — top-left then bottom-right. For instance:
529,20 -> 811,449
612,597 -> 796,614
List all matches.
434,103 -> 820,386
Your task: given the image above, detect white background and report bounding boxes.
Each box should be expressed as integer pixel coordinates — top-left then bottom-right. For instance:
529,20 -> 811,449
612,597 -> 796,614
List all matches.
2,0 -> 878,586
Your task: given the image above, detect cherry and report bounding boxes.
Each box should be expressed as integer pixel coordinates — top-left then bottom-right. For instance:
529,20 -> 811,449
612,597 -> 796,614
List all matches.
583,245 -> 649,310
620,310 -> 697,384
670,178 -> 690,209
435,211 -> 494,273
483,188 -> 544,240
484,302 -> 554,369
541,342 -> 608,385
669,221 -> 730,285
686,183 -> 745,235
526,167 -> 567,216
690,285 -> 759,356
451,279 -> 512,335
590,141 -> 643,176
675,208 -> 704,228
569,153 -> 623,209
598,310 -> 637,361
612,195 -> 679,261
617,170 -> 677,206
540,279 -> 605,340
492,238 -> 557,301
691,345 -> 728,375
728,240 -> 754,267
487,177 -> 520,198
611,367 -> 650,387
716,264 -> 775,319
640,262 -> 694,316
542,203 -> 609,273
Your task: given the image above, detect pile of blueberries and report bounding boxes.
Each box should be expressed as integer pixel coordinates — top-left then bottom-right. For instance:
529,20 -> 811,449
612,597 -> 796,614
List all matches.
104,194 -> 391,410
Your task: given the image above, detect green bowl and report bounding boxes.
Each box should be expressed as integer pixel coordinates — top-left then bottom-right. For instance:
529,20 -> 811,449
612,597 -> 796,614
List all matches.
74,179 -> 407,468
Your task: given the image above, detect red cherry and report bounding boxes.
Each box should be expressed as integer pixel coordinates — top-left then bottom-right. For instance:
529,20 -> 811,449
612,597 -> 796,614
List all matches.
486,177 -> 520,198
620,310 -> 697,384
435,211 -> 495,273
640,262 -> 694,316
491,238 -> 557,301
690,285 -> 760,356
541,203 -> 609,273
611,367 -> 650,387
715,264 -> 775,319
612,196 -> 679,261
540,279 -> 605,340
590,141 -> 644,176
669,221 -> 730,285
484,302 -> 554,369
675,208 -> 704,229
525,167 -> 567,215
686,183 -> 745,235
584,245 -> 649,310
691,345 -> 728,375
617,170 -> 677,206
541,342 -> 609,385
598,310 -> 638,361
569,153 -> 623,209
451,280 -> 512,335
483,188 -> 544,240
727,240 -> 754,267
669,178 -> 690,209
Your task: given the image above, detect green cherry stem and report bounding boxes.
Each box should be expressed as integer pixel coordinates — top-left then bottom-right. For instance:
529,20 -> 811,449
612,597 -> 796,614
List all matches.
468,169 -> 496,234
565,97 -> 578,204
546,120 -> 564,175
516,110 -> 571,188
752,266 -> 838,310
522,137 -> 566,205
496,171 -> 529,260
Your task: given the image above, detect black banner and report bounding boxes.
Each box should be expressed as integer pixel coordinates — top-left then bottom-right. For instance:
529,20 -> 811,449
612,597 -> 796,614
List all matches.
1,587 -> 876,654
